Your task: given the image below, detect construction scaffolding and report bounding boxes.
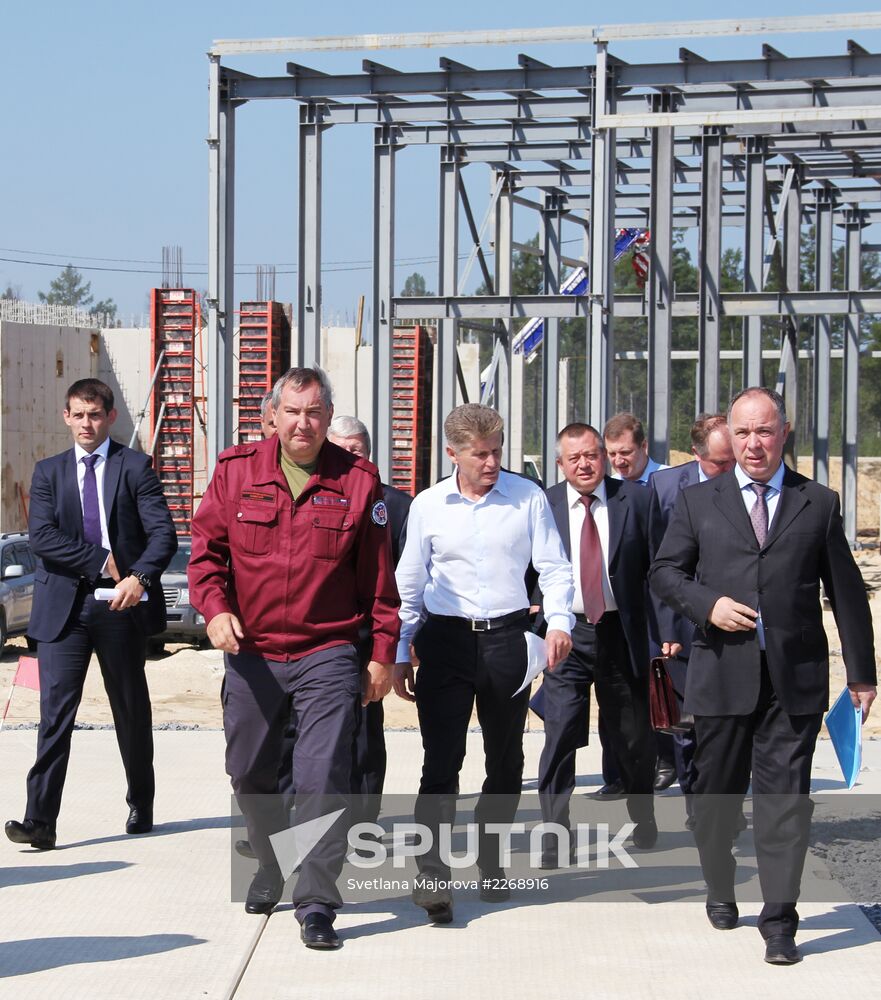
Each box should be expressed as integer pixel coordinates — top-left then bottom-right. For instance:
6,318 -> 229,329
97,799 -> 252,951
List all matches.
150,288 -> 200,535
207,13 -> 881,543
236,301 -> 291,443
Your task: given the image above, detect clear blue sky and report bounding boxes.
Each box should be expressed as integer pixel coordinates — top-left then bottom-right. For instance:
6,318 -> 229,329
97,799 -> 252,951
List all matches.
4,1 -> 881,325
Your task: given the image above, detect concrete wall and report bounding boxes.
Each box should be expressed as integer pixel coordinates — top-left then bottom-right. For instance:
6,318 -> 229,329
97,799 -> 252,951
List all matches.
99,327 -> 153,452
0,321 -> 98,531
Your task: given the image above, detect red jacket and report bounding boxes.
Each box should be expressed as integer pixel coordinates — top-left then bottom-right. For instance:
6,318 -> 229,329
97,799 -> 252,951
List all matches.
188,437 -> 400,663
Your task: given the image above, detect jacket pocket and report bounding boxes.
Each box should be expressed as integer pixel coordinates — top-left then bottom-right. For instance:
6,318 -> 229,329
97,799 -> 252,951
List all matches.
310,509 -> 355,561
234,503 -> 278,555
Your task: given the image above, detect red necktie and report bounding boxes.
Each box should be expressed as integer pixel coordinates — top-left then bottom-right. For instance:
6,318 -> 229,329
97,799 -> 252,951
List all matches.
580,494 -> 606,624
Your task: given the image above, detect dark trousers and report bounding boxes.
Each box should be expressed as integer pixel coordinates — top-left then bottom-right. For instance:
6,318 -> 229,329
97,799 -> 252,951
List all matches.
413,614 -> 530,878
539,614 -> 656,828
223,644 -> 361,923
351,700 -> 386,826
274,653 -> 387,818
692,658 -> 821,939
26,592 -> 153,826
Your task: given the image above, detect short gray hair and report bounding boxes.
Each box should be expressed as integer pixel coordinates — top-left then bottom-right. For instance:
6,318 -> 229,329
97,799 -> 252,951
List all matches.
329,415 -> 371,457
271,366 -> 333,411
444,403 -> 504,451
727,386 -> 787,426
259,391 -> 273,418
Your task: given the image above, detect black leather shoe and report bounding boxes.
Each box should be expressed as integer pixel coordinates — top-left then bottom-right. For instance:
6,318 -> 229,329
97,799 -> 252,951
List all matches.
653,761 -> 677,792
300,913 -> 340,950
479,870 -> 510,903
764,935 -> 801,965
125,807 -> 153,835
235,839 -> 257,860
590,780 -> 625,800
706,901 -> 739,930
631,820 -> 658,850
245,866 -> 284,915
540,842 -> 577,869
5,818 -> 56,850
412,881 -> 453,923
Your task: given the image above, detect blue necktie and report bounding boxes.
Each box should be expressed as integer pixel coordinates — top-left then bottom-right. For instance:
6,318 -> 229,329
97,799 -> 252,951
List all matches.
82,454 -> 102,545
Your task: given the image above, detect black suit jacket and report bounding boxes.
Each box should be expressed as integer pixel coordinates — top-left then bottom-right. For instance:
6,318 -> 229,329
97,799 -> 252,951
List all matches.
381,482 -> 412,567
649,466 -> 876,716
28,439 -> 178,641
545,476 -> 652,677
648,461 -> 700,658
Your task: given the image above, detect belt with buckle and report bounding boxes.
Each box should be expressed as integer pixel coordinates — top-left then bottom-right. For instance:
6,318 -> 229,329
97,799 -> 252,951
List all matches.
428,609 -> 529,632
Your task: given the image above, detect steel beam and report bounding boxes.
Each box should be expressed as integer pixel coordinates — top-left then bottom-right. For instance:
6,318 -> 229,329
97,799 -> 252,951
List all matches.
371,132 -> 395,481
587,44 -> 616,431
542,192 -> 564,483
698,127 -> 723,413
842,211 -> 864,546
777,171 -> 801,467
436,151 -> 460,479
813,190 -> 834,485
743,140 -> 765,388
647,123 -> 674,458
297,111 -> 323,365
206,57 -> 236,473
213,14 -> 881,56
493,173 -> 515,468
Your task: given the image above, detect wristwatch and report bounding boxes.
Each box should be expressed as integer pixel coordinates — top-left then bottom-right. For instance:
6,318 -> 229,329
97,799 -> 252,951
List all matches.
132,571 -> 152,591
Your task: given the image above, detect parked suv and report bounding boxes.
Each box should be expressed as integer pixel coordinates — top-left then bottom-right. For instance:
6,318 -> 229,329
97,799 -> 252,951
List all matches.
153,537 -> 206,651
0,532 -> 36,649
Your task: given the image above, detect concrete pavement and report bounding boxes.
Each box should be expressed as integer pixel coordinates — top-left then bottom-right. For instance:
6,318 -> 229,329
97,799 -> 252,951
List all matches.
1,727 -> 879,999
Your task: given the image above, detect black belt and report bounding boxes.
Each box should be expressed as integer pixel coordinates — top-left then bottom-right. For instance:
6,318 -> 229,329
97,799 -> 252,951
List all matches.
428,609 -> 529,632
573,610 -> 619,625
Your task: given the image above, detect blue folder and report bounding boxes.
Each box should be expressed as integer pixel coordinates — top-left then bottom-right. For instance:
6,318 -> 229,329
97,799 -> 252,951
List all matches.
824,687 -> 863,789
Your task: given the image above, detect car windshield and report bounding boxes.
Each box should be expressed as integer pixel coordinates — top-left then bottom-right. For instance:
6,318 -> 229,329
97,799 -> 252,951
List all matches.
165,543 -> 191,574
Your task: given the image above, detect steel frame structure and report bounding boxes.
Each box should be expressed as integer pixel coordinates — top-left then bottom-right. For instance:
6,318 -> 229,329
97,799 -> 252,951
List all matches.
208,14 -> 881,543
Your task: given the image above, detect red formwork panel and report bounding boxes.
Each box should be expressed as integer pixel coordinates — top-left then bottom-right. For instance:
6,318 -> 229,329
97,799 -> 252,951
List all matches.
237,301 -> 291,443
150,288 -> 200,535
391,325 -> 432,496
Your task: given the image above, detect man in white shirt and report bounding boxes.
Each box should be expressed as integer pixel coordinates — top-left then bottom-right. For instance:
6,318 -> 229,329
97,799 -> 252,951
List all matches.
394,403 -> 573,923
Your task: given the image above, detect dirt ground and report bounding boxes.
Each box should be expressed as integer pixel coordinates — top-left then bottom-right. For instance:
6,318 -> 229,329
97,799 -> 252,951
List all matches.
3,549 -> 880,739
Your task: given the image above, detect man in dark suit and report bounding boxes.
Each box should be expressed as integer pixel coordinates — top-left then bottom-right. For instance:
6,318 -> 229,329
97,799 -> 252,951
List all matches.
650,387 -> 876,965
328,415 -> 411,818
648,413 -> 734,807
5,378 -> 177,849
538,422 -> 657,863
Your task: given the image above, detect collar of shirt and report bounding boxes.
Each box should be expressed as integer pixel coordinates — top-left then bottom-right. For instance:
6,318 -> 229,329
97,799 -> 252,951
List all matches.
566,478 -> 607,509
443,470 -> 510,504
734,461 -> 785,497
74,437 -> 111,465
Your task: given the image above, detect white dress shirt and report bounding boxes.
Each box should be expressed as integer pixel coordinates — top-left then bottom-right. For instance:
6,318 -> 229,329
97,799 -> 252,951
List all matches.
734,461 -> 785,649
395,470 -> 574,662
565,480 -> 618,618
74,437 -> 112,553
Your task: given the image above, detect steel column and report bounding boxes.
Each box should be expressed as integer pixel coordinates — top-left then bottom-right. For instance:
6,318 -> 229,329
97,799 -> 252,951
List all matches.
207,57 -> 236,473
372,132 -> 395,481
647,123 -> 674,458
697,127 -> 723,413
842,211 -> 863,546
743,139 -> 765,387
435,150 -> 460,478
493,172 -> 514,467
587,43 -> 615,431
813,190 -> 833,485
779,172 -> 801,466
542,192 -> 563,483
297,110 -> 323,366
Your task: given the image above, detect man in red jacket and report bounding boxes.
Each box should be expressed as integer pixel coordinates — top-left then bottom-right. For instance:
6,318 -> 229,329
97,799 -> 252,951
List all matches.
188,366 -> 400,950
